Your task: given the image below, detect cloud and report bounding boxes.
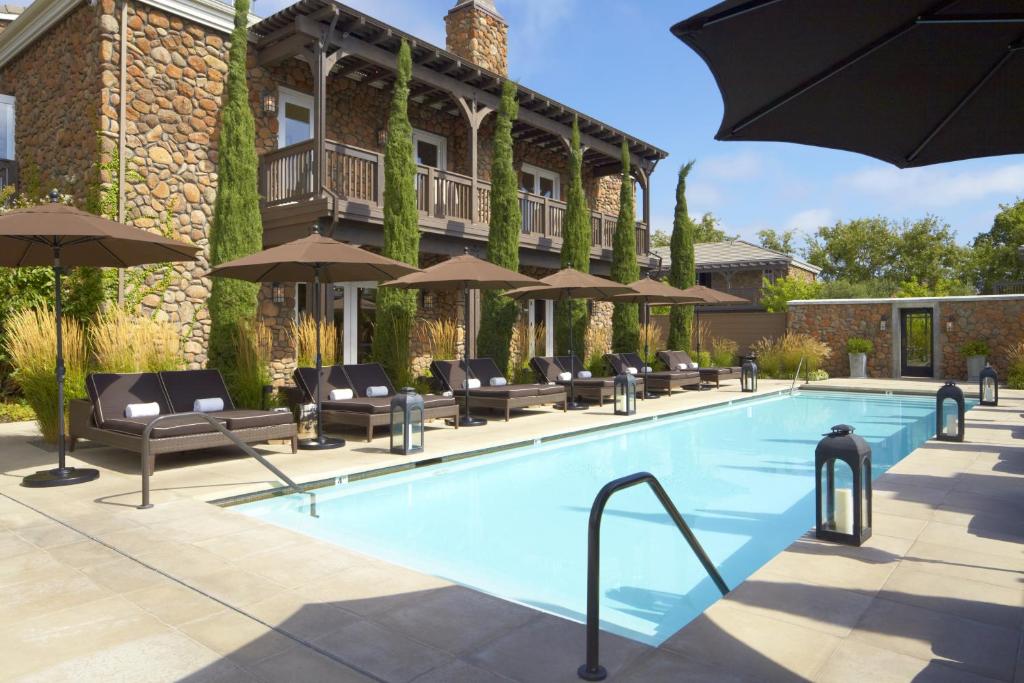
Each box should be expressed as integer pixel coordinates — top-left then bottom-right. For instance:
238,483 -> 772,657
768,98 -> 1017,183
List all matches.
684,182 -> 723,216
786,208 -> 833,232
842,163 -> 1024,208
699,151 -> 763,181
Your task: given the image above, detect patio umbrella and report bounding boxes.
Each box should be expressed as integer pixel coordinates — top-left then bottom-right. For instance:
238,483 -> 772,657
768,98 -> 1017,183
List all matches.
672,2 -> 1024,168
382,250 -> 543,426
207,227 -> 419,449
610,278 -> 703,397
674,284 -> 748,357
505,268 -> 635,410
0,191 -> 201,488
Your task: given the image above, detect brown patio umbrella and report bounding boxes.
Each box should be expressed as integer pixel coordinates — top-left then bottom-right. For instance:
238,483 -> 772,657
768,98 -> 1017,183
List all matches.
208,227 -> 420,449
505,268 -> 636,410
675,284 -> 749,356
0,191 -> 201,488
610,278 -> 703,397
383,250 -> 543,426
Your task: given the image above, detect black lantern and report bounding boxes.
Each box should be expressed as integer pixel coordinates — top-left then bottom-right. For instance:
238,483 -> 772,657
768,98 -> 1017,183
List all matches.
376,126 -> 389,148
271,282 -> 285,304
614,372 -> 636,416
935,381 -> 965,442
390,388 -> 424,455
741,355 -> 758,393
261,90 -> 278,115
979,364 -> 998,407
815,424 -> 872,546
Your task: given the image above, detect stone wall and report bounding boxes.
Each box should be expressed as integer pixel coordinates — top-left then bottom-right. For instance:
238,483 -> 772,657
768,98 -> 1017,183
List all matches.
937,298 -> 1024,379
787,302 -> 892,378
0,3 -> 101,200
444,0 -> 508,77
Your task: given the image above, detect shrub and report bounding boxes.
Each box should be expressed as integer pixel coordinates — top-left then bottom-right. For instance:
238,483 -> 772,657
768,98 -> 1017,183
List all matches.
0,399 -> 35,423
6,308 -> 87,443
92,307 -> 183,373
639,321 -> 665,365
373,312 -> 413,389
418,317 -> 459,362
710,337 -> 739,367
846,337 -> 874,354
751,333 -> 832,379
760,276 -> 822,313
808,368 -> 830,381
586,352 -> 608,377
960,340 -> 990,357
291,314 -> 337,368
694,350 -> 712,367
226,318 -> 273,409
1006,341 -> 1024,390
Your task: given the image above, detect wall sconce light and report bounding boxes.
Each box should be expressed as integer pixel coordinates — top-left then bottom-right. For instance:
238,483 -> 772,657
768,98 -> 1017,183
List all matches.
945,318 -> 954,333
376,127 -> 389,148
271,282 -> 285,304
879,315 -> 888,332
420,291 -> 434,312
261,90 -> 278,116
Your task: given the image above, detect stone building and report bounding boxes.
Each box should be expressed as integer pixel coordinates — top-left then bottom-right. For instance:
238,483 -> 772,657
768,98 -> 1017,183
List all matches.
0,0 -> 666,383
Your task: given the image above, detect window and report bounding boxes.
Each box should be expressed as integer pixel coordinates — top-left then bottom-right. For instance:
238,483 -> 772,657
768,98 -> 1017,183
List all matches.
519,163 -> 559,199
698,272 -> 713,287
413,129 -> 447,169
0,94 -> 14,161
277,87 -> 314,148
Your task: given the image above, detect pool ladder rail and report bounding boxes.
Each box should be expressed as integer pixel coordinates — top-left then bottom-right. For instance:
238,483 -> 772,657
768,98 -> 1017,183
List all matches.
791,355 -> 807,395
578,472 -> 729,681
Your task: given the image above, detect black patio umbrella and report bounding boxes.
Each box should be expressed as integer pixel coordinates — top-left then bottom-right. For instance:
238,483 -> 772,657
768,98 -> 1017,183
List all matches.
672,2 -> 1024,168
207,226 -> 420,450
0,191 -> 201,488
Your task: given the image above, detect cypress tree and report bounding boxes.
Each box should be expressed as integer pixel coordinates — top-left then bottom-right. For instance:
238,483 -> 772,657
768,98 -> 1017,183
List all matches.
208,0 -> 262,387
610,141 -> 639,353
556,116 -> 589,356
667,161 -> 696,352
371,40 -> 419,387
477,80 -> 520,374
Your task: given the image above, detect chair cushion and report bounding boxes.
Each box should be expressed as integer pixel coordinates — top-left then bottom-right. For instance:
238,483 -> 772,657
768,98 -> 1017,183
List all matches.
293,366 -> 352,402
210,410 -> 294,430
101,414 -> 221,438
536,384 -> 567,396
455,385 -> 539,399
322,395 -> 456,415
87,373 -> 170,426
159,369 -> 235,413
343,364 -> 396,398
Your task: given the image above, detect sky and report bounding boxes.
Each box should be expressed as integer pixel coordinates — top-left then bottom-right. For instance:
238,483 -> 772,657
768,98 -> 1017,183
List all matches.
254,0 -> 1024,250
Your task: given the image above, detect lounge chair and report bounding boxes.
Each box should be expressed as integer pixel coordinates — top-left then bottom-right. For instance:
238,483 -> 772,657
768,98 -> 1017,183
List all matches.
293,363 -> 459,442
658,350 -> 740,389
69,370 -> 298,476
531,356 -> 644,406
605,352 -> 700,394
432,358 -> 567,421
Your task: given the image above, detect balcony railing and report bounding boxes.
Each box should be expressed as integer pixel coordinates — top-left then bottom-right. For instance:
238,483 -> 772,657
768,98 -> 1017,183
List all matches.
259,139 -> 649,254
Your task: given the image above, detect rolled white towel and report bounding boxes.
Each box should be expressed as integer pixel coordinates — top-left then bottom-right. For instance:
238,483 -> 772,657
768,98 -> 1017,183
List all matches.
626,367 -> 638,375
577,370 -> 592,379
125,402 -> 160,418
642,366 -> 653,373
690,362 -> 700,369
489,377 -> 507,386
463,378 -> 481,390
193,397 -> 224,413
676,363 -> 688,371
365,385 -> 389,398
557,371 -> 572,382
442,390 -> 453,397
329,388 -> 354,401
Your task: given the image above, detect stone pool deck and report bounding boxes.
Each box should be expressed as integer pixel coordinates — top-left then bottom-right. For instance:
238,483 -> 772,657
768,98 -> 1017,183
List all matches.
0,378 -> 1019,682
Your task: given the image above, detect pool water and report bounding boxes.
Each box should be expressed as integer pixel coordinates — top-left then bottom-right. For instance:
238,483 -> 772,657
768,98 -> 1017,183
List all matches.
236,391 -> 965,645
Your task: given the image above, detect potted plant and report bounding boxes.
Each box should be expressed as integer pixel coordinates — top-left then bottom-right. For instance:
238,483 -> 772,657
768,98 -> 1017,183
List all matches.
846,337 -> 873,378
960,340 -> 990,382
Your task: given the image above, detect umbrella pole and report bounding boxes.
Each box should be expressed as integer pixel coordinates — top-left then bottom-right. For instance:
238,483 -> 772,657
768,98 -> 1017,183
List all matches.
22,249 -> 99,487
298,266 -> 343,450
564,296 -> 586,411
642,302 -> 657,400
458,282 -> 486,427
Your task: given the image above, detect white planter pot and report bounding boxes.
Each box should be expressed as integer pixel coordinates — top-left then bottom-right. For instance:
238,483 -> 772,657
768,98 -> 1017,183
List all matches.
848,353 -> 867,379
966,355 -> 986,382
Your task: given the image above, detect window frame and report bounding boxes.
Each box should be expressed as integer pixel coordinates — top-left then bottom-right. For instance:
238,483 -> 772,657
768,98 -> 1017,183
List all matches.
0,94 -> 14,161
412,128 -> 447,170
520,162 -> 560,200
277,86 -> 314,149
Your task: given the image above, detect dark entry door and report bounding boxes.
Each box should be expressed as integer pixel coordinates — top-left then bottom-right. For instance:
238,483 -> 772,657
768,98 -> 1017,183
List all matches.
900,309 -> 933,377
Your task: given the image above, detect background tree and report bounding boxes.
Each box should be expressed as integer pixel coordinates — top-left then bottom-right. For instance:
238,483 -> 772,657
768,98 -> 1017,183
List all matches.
805,217 -> 899,283
693,212 -> 729,242
477,81 -> 520,374
650,230 -> 671,249
611,141 -> 639,352
757,228 -> 797,255
667,161 -> 696,352
206,0 -> 263,396
372,40 -> 419,387
973,198 -> 1024,293
556,117 -> 589,356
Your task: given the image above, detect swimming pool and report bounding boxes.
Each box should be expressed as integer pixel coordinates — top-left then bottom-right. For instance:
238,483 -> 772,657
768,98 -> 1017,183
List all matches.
235,390 -> 965,645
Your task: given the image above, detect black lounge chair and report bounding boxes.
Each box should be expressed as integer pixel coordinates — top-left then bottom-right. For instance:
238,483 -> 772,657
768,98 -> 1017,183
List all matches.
431,358 -> 566,421
70,370 -> 297,476
531,355 -> 644,406
658,350 -> 740,389
605,352 -> 700,394
293,363 -> 459,442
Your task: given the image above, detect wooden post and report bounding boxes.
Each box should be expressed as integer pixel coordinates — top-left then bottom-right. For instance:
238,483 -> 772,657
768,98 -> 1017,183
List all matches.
312,40 -> 327,197
456,97 -> 493,225
426,167 -> 436,217
375,150 -> 385,207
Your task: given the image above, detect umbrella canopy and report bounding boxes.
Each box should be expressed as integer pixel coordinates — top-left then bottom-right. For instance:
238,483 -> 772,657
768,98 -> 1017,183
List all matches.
0,201 -> 200,266
504,268 -> 635,301
206,231 -> 419,283
675,284 -> 749,306
382,252 -> 541,291
610,277 -> 703,305
672,2 -> 1024,168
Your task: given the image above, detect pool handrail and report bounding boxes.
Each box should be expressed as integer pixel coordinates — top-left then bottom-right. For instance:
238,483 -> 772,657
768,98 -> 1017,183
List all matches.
791,355 -> 806,394
578,471 -> 729,681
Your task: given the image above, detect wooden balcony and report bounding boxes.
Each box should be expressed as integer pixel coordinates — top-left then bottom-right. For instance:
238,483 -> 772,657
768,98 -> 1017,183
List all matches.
259,140 -> 650,259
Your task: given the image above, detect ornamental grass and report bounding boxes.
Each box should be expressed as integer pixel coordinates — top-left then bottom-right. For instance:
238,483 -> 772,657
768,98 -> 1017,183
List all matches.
5,307 -> 87,443
751,333 -> 832,379
710,337 -> 739,367
1007,340 -> 1024,390
418,316 -> 459,363
92,307 -> 184,373
291,314 -> 337,368
228,318 -> 274,409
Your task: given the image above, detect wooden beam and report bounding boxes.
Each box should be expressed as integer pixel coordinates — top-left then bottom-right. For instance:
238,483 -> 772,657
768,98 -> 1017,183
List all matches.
257,33 -> 315,67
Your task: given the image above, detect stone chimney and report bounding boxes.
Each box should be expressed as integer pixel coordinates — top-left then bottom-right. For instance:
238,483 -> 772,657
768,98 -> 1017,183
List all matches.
445,0 -> 508,76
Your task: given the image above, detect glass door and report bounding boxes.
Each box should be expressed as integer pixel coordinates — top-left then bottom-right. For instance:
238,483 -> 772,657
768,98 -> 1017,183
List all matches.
900,308 -> 933,377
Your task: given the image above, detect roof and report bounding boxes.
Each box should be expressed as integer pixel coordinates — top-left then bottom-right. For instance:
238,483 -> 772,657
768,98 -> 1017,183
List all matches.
652,239 -> 821,273
250,0 -> 668,168
0,5 -> 23,20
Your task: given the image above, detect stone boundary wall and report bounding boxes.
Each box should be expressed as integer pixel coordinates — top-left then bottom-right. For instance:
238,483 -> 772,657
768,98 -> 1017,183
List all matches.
787,302 -> 892,378
939,298 -> 1024,380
